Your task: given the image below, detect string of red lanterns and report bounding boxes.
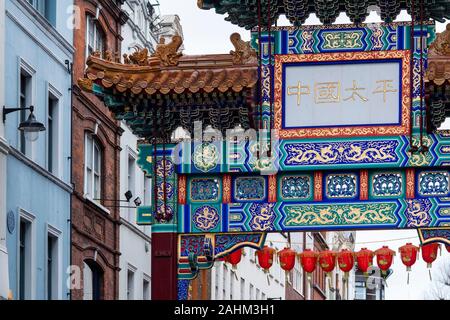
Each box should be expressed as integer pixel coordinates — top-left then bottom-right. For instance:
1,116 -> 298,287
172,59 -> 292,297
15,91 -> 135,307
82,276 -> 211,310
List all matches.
221,243 -> 448,283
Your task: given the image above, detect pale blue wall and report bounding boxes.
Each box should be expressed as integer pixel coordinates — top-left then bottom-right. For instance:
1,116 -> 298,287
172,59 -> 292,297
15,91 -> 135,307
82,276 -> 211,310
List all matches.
4,0 -> 74,300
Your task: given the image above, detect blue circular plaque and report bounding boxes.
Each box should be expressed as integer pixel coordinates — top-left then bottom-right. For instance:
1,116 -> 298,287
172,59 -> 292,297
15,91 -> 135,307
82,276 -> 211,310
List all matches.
7,211 -> 15,234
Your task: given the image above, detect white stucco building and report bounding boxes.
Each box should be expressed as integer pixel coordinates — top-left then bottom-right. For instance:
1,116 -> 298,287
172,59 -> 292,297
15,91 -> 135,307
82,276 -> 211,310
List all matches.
160,14 -> 184,50
0,0 -> 10,300
121,0 -> 160,56
211,231 -> 356,301
118,123 -> 152,300
326,231 -> 356,300
118,0 -> 184,300
211,233 -> 288,300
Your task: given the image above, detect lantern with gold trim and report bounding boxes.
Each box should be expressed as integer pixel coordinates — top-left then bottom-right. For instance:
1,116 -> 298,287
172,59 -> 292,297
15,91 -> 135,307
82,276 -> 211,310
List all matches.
421,243 -> 441,280
398,243 -> 420,284
355,248 -> 374,275
224,248 -> 243,270
399,243 -> 419,271
256,246 -> 276,272
319,250 -> 336,287
256,246 -> 276,285
278,248 -> 296,273
337,249 -> 354,280
299,249 -> 318,282
421,243 -> 440,268
278,247 -> 296,282
375,246 -> 395,276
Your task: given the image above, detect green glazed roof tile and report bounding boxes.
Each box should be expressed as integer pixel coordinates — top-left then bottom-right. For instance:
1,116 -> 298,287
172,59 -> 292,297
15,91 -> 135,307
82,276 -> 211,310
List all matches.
198,0 -> 450,27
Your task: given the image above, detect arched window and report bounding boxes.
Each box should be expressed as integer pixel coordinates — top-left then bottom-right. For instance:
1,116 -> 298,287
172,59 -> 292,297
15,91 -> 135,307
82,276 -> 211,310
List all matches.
83,260 -> 104,300
84,133 -> 102,201
86,14 -> 106,58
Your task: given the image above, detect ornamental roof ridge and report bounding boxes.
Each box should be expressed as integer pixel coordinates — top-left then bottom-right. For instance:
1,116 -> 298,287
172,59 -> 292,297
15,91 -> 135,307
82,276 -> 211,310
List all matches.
78,33 -> 258,96
427,23 -> 450,85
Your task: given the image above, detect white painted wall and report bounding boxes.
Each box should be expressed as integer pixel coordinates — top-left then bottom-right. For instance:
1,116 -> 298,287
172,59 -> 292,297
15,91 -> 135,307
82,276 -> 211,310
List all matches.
118,122 -> 152,300
121,0 -> 159,56
119,221 -> 152,300
210,231 -> 356,301
160,14 -> 184,51
326,231 -> 356,300
0,0 -> 10,300
211,233 -> 288,300
118,0 -> 161,300
118,0 -> 184,300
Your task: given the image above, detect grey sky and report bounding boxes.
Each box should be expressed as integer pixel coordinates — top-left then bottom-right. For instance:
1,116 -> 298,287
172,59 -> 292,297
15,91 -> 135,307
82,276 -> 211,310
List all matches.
355,230 -> 450,300
158,0 -> 450,300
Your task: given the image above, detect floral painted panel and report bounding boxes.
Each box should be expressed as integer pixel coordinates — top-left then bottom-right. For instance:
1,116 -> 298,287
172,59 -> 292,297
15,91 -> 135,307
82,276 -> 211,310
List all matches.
326,174 -> 358,199
234,177 -> 266,201
190,178 -> 220,202
418,171 -> 450,196
281,175 -> 311,200
372,173 -> 403,197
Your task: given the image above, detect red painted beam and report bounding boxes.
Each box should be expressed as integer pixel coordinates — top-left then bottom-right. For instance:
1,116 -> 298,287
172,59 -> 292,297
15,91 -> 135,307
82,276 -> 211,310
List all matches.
152,232 -> 178,300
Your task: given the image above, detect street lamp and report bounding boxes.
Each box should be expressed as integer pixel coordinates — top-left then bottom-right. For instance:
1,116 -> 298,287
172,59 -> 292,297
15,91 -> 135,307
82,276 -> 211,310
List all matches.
3,105 -> 46,142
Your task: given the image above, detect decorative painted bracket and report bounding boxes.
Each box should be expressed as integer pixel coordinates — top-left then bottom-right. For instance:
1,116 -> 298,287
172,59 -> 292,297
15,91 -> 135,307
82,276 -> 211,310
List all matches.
418,227 -> 450,245
178,232 -> 267,280
177,232 -> 266,300
136,206 -> 153,225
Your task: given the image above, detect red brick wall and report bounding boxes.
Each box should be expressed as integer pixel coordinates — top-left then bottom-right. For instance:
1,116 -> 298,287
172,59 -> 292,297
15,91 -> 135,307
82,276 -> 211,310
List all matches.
71,0 -> 126,300
312,234 -> 328,300
285,278 -> 305,300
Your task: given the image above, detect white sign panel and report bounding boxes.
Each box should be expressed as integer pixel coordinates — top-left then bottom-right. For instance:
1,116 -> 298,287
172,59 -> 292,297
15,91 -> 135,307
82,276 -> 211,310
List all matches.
283,61 -> 401,128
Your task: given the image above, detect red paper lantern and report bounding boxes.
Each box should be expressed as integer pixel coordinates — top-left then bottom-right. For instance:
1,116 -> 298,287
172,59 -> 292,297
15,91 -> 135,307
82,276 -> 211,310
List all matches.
355,248 -> 374,274
375,246 -> 395,275
318,250 -> 336,275
398,243 -> 420,271
446,245 -> 450,253
337,249 -> 354,279
299,249 -> 318,275
256,246 -> 276,271
224,249 -> 242,269
421,243 -> 440,268
278,248 -> 296,272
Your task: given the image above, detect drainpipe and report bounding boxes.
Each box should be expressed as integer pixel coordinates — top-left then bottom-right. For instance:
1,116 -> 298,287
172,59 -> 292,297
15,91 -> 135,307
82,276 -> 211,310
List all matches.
0,0 -> 10,300
66,57 -> 74,301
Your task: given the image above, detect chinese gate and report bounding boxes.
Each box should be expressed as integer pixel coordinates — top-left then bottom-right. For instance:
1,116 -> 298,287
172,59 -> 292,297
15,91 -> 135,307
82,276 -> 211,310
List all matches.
79,3 -> 450,300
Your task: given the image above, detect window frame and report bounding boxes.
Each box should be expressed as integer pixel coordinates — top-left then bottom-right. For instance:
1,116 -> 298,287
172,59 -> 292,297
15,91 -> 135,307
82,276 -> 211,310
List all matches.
17,208 -> 36,300
127,265 -> 137,300
85,14 -> 106,60
18,58 -> 36,158
142,274 -> 151,300
46,224 -> 62,300
27,0 -> 46,16
46,83 -> 62,177
84,133 -> 102,201
83,260 -> 104,300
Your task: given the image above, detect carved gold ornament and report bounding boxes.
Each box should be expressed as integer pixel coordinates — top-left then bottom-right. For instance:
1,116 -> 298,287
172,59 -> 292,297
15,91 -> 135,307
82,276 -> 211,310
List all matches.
152,35 -> 183,67
230,33 -> 258,65
77,78 -> 93,92
429,23 -> 450,56
124,47 -> 151,66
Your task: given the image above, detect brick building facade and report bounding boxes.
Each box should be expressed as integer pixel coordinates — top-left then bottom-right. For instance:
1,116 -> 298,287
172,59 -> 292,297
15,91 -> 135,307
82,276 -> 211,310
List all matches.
71,0 -> 128,300
285,232 -> 328,300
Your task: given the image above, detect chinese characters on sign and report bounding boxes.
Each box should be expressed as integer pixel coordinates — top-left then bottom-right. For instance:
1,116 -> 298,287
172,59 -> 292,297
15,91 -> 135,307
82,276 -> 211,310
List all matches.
288,79 -> 397,107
